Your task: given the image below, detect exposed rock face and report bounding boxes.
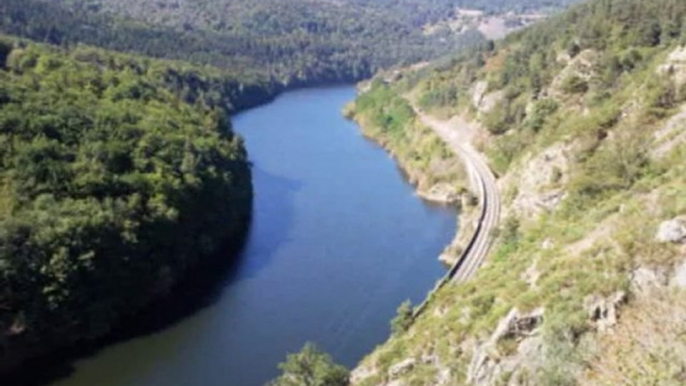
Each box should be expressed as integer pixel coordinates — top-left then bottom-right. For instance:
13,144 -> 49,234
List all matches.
467,308 -> 545,386
657,46 -> 686,87
470,80 -> 504,115
584,292 -> 627,332
472,81 -> 488,108
655,217 -> 686,244
540,239 -> 554,250
672,259 -> 686,289
438,250 -> 459,266
504,142 -> 571,221
388,358 -> 416,379
419,183 -> 462,205
491,308 -> 544,342
631,266 -> 669,292
550,49 -> 599,97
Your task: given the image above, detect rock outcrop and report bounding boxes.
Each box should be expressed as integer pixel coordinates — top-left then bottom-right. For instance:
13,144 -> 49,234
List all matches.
672,260 -> 686,288
655,217 -> 686,244
467,308 -> 545,386
419,183 -> 462,205
584,291 -> 627,332
631,266 -> 669,292
470,80 -> 504,115
503,142 -> 571,222
550,49 -> 599,97
388,358 -> 416,379
657,46 -> 686,87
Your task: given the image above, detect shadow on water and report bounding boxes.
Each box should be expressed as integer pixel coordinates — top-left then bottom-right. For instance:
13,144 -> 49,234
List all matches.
4,166 -> 300,386
231,165 -> 302,280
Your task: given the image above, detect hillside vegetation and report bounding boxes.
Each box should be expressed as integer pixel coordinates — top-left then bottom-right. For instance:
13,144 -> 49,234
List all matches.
0,37 -> 254,372
0,0 -> 579,86
345,83 -> 469,205
350,0 -> 686,385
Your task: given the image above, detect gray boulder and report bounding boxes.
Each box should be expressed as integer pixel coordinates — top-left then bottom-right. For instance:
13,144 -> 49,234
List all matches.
656,218 -> 686,243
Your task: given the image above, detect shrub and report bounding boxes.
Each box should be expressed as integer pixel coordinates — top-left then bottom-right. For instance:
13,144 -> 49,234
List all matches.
526,98 -> 559,132
645,76 -> 678,118
391,300 -> 414,335
269,343 -> 349,386
569,127 -> 650,200
560,75 -> 588,94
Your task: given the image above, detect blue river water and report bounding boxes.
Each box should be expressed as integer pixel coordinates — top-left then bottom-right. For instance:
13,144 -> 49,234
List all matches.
49,86 -> 456,386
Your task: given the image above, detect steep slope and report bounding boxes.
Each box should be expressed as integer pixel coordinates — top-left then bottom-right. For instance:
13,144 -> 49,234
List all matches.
351,0 -> 686,385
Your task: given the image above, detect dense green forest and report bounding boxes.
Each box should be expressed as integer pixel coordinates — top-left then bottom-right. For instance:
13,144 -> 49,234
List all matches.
0,0 -> 579,86
0,37 -> 254,372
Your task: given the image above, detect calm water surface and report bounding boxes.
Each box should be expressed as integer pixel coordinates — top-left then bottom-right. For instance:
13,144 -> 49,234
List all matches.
50,86 -> 456,386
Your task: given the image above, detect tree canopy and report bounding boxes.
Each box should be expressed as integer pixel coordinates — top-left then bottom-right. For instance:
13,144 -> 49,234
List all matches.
0,0 -> 580,86
0,37 -> 253,371
269,343 -> 349,386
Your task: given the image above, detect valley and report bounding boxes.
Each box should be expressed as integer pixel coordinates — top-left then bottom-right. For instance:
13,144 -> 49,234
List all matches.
3,0 -> 686,385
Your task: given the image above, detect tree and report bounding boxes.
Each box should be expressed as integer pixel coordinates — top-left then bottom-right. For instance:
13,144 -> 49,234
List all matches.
391,300 -> 414,335
269,343 -> 349,386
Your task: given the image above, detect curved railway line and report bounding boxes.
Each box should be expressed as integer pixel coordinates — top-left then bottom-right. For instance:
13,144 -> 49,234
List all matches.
411,107 -> 502,317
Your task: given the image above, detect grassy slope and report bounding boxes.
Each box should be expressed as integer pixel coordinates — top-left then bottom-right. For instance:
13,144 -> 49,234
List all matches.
352,0 -> 686,385
344,83 -> 469,200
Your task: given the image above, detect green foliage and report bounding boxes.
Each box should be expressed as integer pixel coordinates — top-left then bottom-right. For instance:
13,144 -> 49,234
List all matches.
560,75 -> 588,94
483,91 -> 528,135
0,40 -> 253,365
354,84 -> 417,139
350,82 -> 468,194
483,103 -> 510,135
0,0 -> 492,85
487,133 -> 528,174
269,343 -> 349,386
644,75 -> 681,119
526,98 -> 559,132
391,300 -> 414,336
569,127 -> 650,201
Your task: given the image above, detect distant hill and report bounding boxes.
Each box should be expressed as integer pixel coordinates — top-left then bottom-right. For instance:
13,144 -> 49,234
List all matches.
0,0 -> 581,86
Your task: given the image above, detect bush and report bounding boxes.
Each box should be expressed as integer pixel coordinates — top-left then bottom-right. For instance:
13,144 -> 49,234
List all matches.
645,76 -> 678,118
560,75 -> 588,94
270,343 -> 349,386
391,300 -> 414,335
526,99 -> 559,132
569,127 -> 650,199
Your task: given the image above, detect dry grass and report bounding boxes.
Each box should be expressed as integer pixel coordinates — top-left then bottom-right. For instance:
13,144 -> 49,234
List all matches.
583,288 -> 686,386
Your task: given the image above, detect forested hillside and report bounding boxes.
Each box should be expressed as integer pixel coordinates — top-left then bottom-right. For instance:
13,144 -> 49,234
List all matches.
0,0 -> 579,86
0,37 -> 254,372
349,0 -> 686,385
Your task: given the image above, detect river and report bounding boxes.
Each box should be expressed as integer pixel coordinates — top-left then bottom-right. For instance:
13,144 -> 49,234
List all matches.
47,86 -> 457,386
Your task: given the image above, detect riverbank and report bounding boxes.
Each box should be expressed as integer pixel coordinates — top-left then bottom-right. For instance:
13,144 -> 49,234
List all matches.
9,86 -> 456,386
0,31 -> 389,377
343,82 -> 478,266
